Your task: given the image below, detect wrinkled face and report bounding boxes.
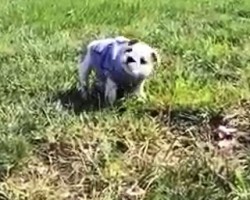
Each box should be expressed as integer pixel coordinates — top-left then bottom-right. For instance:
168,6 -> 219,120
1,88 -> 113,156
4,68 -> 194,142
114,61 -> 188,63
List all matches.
121,40 -> 160,79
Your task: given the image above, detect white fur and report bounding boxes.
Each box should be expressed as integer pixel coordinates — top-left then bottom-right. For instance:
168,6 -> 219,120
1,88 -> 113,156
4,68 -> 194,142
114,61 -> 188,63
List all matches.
105,77 -> 118,104
122,42 -> 156,78
78,36 -> 160,106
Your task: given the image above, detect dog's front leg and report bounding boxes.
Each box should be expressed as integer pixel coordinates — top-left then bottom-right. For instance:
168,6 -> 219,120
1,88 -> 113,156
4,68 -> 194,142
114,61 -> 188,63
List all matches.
105,77 -> 118,106
132,80 -> 147,100
79,51 -> 92,100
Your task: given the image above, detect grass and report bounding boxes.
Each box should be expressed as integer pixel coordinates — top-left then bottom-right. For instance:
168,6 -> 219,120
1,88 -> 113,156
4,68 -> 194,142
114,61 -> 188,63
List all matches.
1,0 -> 250,199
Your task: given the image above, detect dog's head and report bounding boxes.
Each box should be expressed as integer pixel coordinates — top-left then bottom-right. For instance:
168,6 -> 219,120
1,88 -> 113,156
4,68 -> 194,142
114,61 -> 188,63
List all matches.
121,39 -> 160,79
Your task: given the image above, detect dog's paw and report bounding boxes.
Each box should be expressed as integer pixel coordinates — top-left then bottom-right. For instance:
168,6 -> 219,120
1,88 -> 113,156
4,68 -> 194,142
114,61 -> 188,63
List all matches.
129,90 -> 147,103
136,95 -> 147,103
79,87 -> 88,100
132,92 -> 147,103
105,92 -> 116,106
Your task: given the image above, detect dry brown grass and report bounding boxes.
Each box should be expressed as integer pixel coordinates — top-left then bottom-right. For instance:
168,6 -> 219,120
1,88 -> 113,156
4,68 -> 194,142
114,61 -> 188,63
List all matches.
2,101 -> 250,199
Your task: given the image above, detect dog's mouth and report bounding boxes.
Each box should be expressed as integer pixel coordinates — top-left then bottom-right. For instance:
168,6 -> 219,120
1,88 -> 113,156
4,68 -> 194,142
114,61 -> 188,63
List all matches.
124,64 -> 149,80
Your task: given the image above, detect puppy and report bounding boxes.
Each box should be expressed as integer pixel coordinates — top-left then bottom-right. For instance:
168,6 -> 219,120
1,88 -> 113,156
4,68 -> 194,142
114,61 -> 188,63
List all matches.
78,36 -> 160,105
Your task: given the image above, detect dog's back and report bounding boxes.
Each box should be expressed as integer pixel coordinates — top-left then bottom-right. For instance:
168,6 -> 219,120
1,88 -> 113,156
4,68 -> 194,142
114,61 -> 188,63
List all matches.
87,37 -> 130,82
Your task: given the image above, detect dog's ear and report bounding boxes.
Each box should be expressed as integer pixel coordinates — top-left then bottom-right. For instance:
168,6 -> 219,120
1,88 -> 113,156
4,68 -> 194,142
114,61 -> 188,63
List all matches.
128,39 -> 139,46
151,50 -> 161,66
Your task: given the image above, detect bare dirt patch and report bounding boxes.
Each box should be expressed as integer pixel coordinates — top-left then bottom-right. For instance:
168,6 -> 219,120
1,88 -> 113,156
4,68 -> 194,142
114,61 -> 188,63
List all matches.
147,99 -> 250,155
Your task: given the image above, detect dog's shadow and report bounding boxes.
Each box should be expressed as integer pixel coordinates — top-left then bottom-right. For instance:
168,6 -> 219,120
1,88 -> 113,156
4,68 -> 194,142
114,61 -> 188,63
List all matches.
52,85 -> 126,115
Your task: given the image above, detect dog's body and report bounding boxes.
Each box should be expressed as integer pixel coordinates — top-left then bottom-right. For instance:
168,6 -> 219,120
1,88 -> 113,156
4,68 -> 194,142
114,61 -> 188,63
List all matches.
78,36 -> 160,105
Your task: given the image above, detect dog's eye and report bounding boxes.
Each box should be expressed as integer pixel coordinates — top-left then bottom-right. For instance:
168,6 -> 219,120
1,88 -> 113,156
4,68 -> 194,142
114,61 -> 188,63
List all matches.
127,56 -> 136,63
125,48 -> 133,53
140,57 -> 147,64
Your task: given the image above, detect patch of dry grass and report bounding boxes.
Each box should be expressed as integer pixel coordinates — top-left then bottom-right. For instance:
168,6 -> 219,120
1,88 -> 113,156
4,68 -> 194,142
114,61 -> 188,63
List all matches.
1,104 -> 250,199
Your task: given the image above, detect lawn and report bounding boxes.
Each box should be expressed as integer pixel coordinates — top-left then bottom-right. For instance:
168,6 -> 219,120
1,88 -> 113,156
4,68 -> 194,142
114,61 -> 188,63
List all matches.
1,0 -> 250,199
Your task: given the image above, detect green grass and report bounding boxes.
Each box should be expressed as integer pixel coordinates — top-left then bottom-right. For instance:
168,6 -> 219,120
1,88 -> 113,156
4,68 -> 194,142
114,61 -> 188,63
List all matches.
1,0 -> 250,199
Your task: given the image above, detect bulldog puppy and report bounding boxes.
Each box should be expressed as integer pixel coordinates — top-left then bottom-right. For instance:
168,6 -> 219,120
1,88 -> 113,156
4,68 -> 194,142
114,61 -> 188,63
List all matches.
78,36 -> 160,105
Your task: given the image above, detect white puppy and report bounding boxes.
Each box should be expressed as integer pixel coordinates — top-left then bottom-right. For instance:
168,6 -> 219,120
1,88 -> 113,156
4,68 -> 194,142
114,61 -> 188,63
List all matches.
78,36 -> 160,105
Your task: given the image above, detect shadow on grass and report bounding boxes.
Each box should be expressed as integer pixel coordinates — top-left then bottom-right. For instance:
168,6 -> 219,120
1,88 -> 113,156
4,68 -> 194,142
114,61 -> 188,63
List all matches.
146,106 -> 225,127
51,84 -> 128,115
54,87 -> 104,114
144,106 -> 225,141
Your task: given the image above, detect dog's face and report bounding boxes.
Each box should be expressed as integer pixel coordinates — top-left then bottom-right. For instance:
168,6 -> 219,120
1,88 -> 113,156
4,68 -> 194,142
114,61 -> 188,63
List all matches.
121,39 -> 160,79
